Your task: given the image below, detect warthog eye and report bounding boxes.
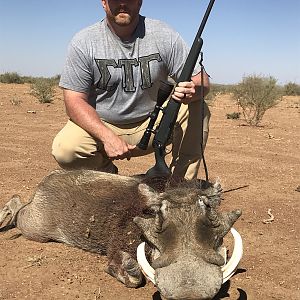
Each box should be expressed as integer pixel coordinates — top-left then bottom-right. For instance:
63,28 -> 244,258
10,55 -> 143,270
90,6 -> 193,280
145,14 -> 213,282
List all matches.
155,213 -> 171,234
142,207 -> 156,216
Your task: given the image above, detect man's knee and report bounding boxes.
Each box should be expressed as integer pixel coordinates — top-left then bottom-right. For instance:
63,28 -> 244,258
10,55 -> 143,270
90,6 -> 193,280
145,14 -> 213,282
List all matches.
51,120 -> 99,166
52,135 -> 80,165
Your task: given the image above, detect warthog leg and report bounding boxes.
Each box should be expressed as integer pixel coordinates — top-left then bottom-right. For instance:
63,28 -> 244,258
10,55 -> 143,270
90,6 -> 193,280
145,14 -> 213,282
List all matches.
106,251 -> 143,288
0,195 -> 23,228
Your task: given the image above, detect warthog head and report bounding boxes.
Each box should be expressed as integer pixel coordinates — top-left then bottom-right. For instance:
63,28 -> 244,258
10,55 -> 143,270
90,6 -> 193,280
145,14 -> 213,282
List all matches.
134,180 -> 242,300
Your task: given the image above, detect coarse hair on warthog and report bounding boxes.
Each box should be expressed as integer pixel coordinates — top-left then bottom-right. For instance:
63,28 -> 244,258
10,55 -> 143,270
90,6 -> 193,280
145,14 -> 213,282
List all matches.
0,169 -> 242,300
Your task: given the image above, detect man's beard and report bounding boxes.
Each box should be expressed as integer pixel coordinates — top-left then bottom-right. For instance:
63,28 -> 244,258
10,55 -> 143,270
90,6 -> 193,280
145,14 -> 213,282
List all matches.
113,12 -> 132,26
112,5 -> 134,26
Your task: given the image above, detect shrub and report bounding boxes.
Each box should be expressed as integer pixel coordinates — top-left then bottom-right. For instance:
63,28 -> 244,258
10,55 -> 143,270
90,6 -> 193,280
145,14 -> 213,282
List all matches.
30,78 -> 56,103
0,72 -> 24,84
50,74 -> 61,85
232,75 -> 282,126
0,72 -> 61,85
283,82 -> 300,96
21,76 -> 37,84
226,112 -> 241,120
10,96 -> 22,106
206,83 -> 234,102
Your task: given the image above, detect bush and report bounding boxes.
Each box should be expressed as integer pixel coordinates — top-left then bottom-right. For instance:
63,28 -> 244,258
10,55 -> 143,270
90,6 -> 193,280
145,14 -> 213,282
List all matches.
232,75 -> 282,126
50,74 -> 61,85
30,78 -> 56,103
10,96 -> 22,106
283,82 -> 300,96
226,112 -> 241,120
0,72 -> 61,85
21,76 -> 37,84
205,83 -> 234,102
0,72 -> 24,84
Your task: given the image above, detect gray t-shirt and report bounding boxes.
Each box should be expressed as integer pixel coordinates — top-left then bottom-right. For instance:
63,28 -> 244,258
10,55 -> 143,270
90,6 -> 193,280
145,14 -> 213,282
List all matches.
59,16 -> 200,125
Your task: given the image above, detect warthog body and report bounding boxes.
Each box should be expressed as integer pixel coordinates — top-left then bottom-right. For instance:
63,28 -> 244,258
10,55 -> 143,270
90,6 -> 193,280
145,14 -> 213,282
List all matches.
0,169 -> 242,300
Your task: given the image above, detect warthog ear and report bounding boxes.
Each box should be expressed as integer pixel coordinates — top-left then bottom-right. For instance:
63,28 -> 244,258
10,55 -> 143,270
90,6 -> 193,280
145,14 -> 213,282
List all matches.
138,183 -> 164,208
213,178 -> 222,194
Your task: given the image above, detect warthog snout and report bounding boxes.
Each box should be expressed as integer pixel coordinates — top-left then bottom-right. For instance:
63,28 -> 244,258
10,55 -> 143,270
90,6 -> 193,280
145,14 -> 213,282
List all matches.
155,256 -> 223,300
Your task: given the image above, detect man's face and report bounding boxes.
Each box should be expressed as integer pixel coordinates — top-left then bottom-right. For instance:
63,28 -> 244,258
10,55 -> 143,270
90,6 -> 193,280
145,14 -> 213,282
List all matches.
102,0 -> 142,26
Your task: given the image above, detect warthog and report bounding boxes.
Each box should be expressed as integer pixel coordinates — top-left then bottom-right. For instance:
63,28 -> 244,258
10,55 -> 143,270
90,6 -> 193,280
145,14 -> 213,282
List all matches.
0,169 -> 242,300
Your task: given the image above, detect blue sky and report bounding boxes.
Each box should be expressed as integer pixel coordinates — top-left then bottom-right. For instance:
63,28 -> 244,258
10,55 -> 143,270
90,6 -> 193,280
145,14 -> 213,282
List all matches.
0,0 -> 299,84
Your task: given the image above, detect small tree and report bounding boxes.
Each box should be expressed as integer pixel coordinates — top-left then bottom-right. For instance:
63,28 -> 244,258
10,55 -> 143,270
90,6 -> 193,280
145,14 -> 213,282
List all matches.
283,82 -> 300,96
30,78 -> 56,103
232,75 -> 282,126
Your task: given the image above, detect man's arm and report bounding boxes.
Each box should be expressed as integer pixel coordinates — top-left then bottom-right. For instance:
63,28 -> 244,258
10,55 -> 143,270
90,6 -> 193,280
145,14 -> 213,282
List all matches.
172,71 -> 210,104
63,89 -> 135,160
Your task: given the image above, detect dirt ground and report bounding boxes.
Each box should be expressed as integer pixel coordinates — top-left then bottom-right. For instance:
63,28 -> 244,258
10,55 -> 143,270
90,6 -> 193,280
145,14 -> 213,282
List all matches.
0,83 -> 299,300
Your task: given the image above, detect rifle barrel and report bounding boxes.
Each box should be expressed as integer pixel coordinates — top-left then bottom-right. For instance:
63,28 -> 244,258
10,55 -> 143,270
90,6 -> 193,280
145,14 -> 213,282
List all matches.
144,0 -> 216,178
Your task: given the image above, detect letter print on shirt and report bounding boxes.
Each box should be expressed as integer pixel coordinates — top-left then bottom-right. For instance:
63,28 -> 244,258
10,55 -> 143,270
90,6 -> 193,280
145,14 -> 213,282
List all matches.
95,53 -> 162,93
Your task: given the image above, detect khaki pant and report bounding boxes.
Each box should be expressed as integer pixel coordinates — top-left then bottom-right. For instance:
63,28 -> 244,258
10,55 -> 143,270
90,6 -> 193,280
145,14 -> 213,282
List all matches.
52,100 -> 210,180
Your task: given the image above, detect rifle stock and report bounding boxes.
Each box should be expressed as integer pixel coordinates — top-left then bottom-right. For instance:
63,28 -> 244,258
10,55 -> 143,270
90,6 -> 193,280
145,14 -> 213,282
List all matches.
140,0 -> 216,178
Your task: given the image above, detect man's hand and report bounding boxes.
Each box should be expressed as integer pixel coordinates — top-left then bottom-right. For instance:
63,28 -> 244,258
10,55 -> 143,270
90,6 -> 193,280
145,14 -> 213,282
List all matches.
102,130 -> 136,161
63,89 -> 136,161
171,72 -> 210,104
172,81 -> 196,104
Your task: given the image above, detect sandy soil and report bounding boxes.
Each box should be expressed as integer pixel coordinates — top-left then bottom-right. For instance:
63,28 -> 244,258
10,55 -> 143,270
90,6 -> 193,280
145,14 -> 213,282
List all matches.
0,83 -> 299,300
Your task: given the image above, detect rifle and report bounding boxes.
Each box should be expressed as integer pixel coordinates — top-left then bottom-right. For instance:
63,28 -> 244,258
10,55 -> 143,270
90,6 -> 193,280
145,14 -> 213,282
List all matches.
138,0 -> 216,178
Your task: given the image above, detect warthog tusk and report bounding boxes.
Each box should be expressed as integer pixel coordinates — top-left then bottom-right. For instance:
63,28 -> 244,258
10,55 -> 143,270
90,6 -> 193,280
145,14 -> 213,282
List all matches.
137,227 -> 243,285
137,242 -> 156,284
221,227 -> 243,283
